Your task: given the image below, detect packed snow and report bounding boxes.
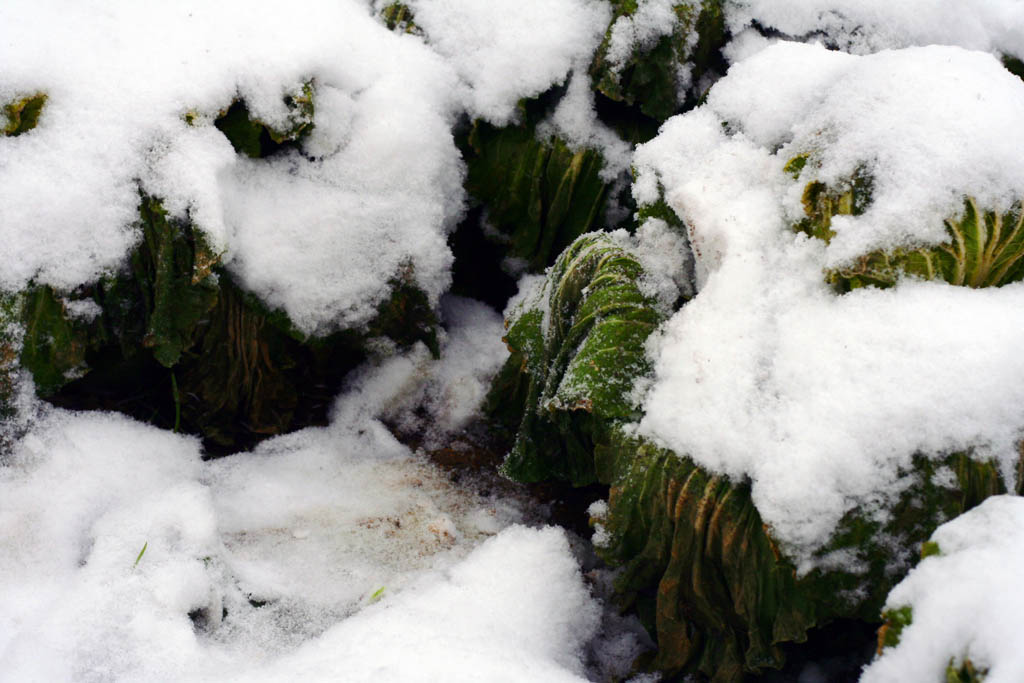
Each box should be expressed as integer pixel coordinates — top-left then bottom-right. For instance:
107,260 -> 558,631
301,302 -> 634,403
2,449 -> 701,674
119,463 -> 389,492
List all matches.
0,338 -> 600,681
862,496 -> 1024,682
634,42 -> 1024,563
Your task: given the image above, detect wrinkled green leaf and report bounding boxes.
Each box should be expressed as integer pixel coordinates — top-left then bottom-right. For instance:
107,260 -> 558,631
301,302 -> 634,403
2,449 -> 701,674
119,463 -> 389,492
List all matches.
831,199 -> 1024,291
464,119 -> 612,273
489,229 -> 1019,680
493,232 -> 668,484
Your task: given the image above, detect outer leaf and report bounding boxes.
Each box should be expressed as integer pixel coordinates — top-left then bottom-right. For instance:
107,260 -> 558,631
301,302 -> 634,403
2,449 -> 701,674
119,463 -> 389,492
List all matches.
134,196 -> 221,368
490,230 -> 1020,680
494,233 -> 667,484
7,194 -> 438,453
831,200 -> 1024,290
464,120 -> 611,273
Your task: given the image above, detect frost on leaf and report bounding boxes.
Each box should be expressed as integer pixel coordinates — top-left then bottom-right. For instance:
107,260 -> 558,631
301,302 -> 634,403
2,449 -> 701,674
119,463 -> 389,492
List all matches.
489,232 -> 669,484
488,224 -> 1022,680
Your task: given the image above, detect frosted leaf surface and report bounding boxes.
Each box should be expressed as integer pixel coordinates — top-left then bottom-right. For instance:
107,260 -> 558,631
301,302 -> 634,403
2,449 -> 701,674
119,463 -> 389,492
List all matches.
408,0 -> 612,124
862,496 -> 1024,682
633,42 -> 1024,562
725,0 -> 1024,57
0,0 -> 464,335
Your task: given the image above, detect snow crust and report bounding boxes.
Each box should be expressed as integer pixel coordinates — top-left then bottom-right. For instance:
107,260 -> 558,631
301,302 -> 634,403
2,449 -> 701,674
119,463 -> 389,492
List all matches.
0,349 -> 599,680
862,496 -> 1024,682
634,42 -> 1024,562
725,0 -> 1024,57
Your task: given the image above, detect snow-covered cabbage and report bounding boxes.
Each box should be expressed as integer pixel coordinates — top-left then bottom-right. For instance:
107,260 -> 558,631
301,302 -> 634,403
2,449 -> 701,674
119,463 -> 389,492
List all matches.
634,42 -> 1024,560
490,225 -> 1019,679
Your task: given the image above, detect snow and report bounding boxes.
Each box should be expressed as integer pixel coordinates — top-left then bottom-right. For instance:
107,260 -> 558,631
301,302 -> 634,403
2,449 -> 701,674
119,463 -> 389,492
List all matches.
862,496 -> 1024,682
633,42 -> 1024,563
243,526 -> 600,683
0,0 -> 616,336
381,296 -> 511,448
538,70 -> 634,181
0,354 -> 600,680
605,0 -> 680,74
407,0 -> 611,125
725,0 -> 1024,58
0,0 -> 467,335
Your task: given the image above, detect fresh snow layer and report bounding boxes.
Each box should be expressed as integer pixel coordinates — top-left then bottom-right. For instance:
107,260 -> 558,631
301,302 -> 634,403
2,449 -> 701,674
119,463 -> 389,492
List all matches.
633,42 -> 1024,563
0,0 -> 464,335
0,0 -> 614,335
725,0 -> 1024,57
0,351 -> 600,681
407,0 -> 611,125
862,496 -> 1024,682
